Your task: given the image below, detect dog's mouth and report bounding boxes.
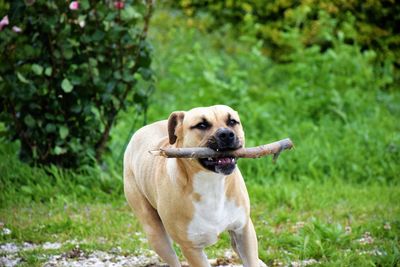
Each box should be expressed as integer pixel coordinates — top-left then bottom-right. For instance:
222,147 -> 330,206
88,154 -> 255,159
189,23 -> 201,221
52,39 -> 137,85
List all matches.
198,132 -> 242,175
199,156 -> 237,167
198,155 -> 238,175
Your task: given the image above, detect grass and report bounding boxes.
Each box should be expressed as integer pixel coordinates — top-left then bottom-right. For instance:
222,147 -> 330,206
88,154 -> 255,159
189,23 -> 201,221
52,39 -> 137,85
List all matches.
1,179 -> 399,266
1,8 -> 400,267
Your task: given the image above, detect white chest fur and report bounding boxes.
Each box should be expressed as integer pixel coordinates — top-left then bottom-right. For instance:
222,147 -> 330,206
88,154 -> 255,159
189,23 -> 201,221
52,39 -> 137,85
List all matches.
187,171 -> 247,247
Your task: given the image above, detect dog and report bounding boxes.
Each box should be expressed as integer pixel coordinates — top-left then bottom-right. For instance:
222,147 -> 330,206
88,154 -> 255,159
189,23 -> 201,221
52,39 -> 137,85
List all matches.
123,105 -> 265,267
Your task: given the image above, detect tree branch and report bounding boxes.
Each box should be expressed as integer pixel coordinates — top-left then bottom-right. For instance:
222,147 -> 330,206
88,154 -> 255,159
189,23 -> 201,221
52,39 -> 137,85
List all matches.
149,138 -> 294,161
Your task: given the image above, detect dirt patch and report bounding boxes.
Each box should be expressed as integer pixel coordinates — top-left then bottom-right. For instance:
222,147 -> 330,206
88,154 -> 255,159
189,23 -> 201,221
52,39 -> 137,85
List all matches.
0,242 -> 243,267
44,249 -> 162,267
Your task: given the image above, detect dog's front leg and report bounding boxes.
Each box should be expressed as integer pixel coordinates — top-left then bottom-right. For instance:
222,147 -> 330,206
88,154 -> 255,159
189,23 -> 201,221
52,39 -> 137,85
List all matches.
229,220 -> 265,267
181,246 -> 210,267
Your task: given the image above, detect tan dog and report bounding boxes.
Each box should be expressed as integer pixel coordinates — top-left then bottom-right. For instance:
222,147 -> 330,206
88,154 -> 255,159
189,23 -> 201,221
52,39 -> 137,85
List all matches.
124,105 -> 265,267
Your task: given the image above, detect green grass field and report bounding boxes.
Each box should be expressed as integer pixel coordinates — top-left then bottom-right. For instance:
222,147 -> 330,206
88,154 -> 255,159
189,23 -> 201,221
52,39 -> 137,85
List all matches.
1,180 -> 399,266
1,9 -> 400,267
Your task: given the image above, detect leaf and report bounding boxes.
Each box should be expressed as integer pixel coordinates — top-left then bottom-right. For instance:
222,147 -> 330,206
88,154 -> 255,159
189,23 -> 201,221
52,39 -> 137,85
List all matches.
24,115 -> 36,128
63,48 -> 73,59
70,104 -> 82,113
122,70 -> 135,82
138,68 -> 152,81
89,58 -> 97,66
17,72 -> 30,84
45,123 -> 56,133
31,64 -> 44,75
59,126 -> 69,139
80,0 -> 90,10
61,78 -> 74,93
54,146 -> 67,155
121,6 -> 142,21
113,71 -> 122,80
44,67 -> 52,76
92,30 -> 105,41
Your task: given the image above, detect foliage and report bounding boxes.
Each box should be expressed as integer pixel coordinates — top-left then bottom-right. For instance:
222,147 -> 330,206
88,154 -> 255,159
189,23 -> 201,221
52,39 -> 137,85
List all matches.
170,0 -> 400,76
0,0 -> 154,167
2,8 -> 397,201
145,10 -> 400,184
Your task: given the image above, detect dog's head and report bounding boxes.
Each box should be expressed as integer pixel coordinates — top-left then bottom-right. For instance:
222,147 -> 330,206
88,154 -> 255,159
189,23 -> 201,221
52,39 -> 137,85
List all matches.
168,105 -> 245,175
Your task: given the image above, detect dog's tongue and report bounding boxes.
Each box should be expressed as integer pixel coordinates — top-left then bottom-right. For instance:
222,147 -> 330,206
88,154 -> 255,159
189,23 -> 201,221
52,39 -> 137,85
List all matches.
217,157 -> 234,165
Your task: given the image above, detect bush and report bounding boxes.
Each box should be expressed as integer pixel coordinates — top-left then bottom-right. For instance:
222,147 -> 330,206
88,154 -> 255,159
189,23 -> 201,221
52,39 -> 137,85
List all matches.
0,0 -> 154,167
170,0 -> 400,75
148,10 -> 399,183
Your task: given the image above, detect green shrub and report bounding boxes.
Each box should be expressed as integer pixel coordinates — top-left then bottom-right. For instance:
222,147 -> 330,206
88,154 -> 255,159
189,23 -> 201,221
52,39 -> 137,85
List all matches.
0,0 -> 154,167
146,10 -> 400,183
170,0 -> 400,77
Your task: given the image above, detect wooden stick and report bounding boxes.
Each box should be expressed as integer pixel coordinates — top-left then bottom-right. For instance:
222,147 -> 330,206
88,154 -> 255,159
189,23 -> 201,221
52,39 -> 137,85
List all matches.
149,138 -> 294,161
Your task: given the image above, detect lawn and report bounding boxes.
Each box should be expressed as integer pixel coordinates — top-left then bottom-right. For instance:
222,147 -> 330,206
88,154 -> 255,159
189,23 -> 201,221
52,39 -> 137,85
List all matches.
1,8 -> 400,267
1,176 -> 399,266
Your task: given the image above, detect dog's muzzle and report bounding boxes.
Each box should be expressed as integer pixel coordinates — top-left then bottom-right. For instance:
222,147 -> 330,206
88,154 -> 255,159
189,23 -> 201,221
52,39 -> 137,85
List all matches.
198,128 -> 241,175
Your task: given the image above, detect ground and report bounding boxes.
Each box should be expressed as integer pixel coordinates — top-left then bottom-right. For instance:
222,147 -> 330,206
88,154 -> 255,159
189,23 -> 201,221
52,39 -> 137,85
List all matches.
1,181 -> 399,266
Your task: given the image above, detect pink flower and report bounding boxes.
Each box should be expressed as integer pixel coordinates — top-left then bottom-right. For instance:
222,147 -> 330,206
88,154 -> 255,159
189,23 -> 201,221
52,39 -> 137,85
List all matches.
114,1 -> 124,9
69,1 -> 79,10
12,26 -> 22,33
0,15 -> 9,31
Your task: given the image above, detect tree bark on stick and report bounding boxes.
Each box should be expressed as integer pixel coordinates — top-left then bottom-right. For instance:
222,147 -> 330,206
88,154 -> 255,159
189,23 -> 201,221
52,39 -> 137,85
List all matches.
149,138 -> 293,161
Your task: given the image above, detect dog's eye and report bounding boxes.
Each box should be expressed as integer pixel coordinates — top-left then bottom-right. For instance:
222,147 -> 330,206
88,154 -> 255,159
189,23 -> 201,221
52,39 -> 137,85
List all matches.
227,119 -> 239,127
193,122 -> 210,130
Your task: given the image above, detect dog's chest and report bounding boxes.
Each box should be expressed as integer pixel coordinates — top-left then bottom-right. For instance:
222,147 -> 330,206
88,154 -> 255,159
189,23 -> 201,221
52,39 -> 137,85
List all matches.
187,172 -> 246,247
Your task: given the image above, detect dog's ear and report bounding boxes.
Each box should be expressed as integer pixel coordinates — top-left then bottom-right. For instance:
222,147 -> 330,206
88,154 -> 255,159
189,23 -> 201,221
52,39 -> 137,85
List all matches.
168,111 -> 185,145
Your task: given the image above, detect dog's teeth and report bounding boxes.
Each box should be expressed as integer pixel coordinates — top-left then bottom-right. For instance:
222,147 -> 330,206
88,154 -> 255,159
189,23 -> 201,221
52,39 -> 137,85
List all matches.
216,149 -> 219,152
218,159 -> 222,164
232,158 -> 235,163
208,157 -> 212,161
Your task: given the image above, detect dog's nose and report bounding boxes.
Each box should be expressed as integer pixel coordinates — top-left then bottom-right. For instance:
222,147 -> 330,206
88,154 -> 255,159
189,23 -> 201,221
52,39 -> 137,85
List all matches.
217,128 -> 235,144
